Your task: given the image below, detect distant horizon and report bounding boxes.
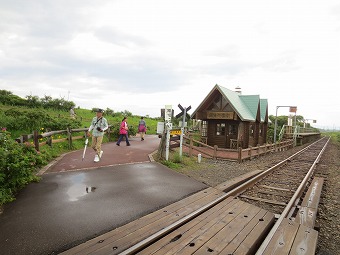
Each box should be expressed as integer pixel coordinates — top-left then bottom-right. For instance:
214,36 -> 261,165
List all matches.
2,89 -> 339,131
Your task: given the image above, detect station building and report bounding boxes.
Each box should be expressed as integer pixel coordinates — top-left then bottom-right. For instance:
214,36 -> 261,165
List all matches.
191,84 -> 269,149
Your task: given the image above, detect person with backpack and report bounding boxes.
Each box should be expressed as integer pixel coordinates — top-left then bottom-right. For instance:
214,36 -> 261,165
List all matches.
138,116 -> 147,141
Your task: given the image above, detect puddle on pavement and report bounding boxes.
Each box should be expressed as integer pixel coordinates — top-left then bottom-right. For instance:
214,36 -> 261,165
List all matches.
66,173 -> 97,201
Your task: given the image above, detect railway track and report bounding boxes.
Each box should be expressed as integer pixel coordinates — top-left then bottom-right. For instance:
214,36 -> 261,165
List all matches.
63,137 -> 329,255
237,136 -> 329,216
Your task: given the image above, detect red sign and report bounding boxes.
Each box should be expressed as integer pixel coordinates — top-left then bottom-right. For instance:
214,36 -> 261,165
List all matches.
289,107 -> 297,113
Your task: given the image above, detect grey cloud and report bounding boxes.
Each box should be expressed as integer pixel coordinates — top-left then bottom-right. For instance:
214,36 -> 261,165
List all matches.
94,27 -> 150,47
203,61 -> 256,76
0,47 -> 183,93
260,51 -> 300,72
0,0 -> 102,44
205,44 -> 240,58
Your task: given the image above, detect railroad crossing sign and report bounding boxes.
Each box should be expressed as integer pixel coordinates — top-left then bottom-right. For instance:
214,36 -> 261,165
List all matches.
175,104 -> 191,119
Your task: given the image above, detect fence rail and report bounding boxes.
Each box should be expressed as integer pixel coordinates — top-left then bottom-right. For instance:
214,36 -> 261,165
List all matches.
182,136 -> 294,163
15,125 -> 113,151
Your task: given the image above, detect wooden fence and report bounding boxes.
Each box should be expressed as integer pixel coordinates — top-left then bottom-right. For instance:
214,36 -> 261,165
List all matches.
181,136 -> 294,163
15,125 -> 113,151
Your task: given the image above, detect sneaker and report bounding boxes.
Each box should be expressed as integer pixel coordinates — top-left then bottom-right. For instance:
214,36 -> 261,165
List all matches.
127,144 -> 131,146
116,143 -> 120,146
94,155 -> 99,162
99,150 -> 103,158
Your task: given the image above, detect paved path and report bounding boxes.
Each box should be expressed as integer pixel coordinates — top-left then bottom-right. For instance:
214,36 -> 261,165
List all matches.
0,135 -> 207,255
44,135 -> 161,173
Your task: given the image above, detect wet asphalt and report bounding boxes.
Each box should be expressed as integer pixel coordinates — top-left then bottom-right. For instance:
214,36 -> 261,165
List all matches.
0,135 -> 208,255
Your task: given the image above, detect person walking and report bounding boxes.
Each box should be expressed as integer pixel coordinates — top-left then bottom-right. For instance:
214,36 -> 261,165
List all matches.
69,107 -> 77,119
86,108 -> 108,162
138,116 -> 147,141
116,116 -> 130,146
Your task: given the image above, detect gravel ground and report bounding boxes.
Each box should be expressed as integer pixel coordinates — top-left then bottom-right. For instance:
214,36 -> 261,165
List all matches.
171,139 -> 339,255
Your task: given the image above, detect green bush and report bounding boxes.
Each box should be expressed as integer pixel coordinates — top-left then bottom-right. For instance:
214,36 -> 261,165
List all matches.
0,130 -> 45,205
2,107 -> 81,134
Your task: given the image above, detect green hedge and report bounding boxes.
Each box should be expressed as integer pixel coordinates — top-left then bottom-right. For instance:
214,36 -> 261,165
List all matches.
0,131 -> 46,205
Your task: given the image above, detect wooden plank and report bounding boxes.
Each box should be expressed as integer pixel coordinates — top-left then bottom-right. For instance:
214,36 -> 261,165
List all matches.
61,187 -> 225,255
240,195 -> 287,206
295,207 -> 318,228
191,203 -> 264,255
258,190 -> 293,198
294,177 -> 323,228
262,218 -> 299,255
260,185 -> 293,192
139,196 -> 238,255
152,199 -> 252,255
300,177 -> 324,209
219,209 -> 269,254
214,170 -> 262,192
289,224 -> 318,255
231,211 -> 275,255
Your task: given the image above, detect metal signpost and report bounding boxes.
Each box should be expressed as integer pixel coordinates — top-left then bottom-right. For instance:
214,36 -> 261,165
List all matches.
176,104 -> 191,159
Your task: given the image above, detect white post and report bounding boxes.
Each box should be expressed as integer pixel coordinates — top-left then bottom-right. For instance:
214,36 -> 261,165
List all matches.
164,105 -> 172,161
165,126 -> 170,161
179,107 -> 186,159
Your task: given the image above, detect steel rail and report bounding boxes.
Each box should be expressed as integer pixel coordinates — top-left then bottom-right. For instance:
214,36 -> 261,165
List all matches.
118,138 -> 327,255
255,136 -> 330,254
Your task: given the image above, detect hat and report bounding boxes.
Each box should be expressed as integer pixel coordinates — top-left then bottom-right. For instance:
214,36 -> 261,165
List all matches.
95,108 -> 104,113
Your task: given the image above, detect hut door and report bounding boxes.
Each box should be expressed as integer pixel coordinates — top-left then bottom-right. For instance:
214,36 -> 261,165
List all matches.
214,121 -> 228,148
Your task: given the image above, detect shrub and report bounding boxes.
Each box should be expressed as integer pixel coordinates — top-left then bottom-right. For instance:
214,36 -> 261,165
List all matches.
0,131 -> 43,205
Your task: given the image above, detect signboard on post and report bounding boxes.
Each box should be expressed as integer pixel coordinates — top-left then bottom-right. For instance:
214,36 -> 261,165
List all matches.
156,122 -> 164,134
289,106 -> 297,113
165,105 -> 173,122
170,129 -> 182,135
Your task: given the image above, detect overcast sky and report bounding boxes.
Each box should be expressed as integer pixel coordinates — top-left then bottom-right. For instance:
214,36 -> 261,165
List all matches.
1,0 -> 339,129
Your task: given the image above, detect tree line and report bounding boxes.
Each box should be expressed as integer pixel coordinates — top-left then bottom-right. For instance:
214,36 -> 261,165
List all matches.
0,90 -> 75,111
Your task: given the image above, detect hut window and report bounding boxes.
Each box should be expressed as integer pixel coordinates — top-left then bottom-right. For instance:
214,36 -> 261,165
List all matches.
249,124 -> 254,137
202,121 -> 208,137
216,123 -> 226,136
259,123 -> 263,136
229,124 -> 237,135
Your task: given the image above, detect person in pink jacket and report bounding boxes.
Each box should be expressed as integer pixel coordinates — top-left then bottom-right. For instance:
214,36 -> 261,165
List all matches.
116,116 -> 130,146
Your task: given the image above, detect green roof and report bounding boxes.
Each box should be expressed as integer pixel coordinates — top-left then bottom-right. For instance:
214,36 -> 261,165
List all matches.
192,84 -> 268,122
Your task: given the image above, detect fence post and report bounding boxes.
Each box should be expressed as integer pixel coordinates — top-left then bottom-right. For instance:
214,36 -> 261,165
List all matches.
46,128 -> 52,146
33,130 -> 39,151
106,126 -> 111,142
238,147 -> 242,163
67,127 -> 72,149
213,145 -> 218,159
189,136 -> 193,157
23,134 -> 28,143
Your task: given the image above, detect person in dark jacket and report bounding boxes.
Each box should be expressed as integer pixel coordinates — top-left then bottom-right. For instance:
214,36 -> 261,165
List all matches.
138,116 -> 147,141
